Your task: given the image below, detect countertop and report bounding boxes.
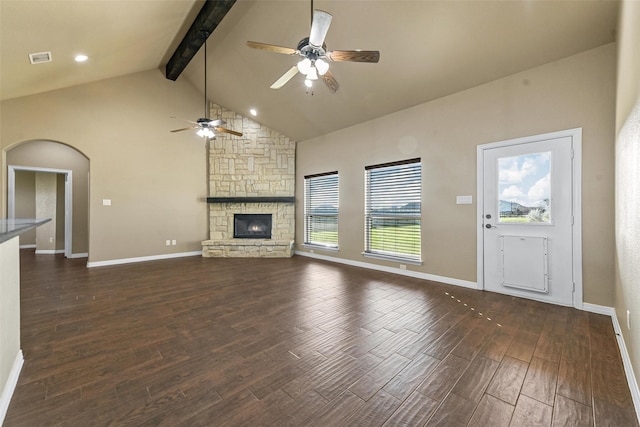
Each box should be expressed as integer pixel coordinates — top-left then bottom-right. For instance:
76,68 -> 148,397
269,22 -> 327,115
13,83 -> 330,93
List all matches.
0,218 -> 51,243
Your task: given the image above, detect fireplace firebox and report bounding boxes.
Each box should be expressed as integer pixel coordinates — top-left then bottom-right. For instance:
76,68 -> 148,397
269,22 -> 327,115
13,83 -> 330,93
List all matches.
234,214 -> 272,239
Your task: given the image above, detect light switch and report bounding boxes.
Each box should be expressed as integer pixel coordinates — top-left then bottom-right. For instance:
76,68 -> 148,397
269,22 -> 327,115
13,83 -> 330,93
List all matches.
456,195 -> 473,205
102,199 -> 111,206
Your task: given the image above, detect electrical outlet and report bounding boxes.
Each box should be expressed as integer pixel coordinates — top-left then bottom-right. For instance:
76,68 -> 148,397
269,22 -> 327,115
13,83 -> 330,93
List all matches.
400,264 -> 407,270
171,240 -> 176,246
49,237 -> 53,243
165,240 -> 170,246
627,310 -> 631,331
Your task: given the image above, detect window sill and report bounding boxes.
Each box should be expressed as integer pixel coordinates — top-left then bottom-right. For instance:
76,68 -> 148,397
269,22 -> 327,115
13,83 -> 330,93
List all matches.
303,244 -> 339,253
362,252 -> 422,265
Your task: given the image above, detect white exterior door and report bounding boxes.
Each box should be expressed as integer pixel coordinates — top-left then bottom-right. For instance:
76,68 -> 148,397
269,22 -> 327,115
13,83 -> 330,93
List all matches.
478,129 -> 581,307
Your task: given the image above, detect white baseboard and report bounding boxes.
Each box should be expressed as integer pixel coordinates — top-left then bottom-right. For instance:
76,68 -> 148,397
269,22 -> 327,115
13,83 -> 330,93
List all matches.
582,302 -> 616,316
68,252 -> 88,259
18,244 -> 36,249
610,310 -> 640,424
34,249 -> 64,255
0,350 -> 24,426
294,250 -> 478,289
86,251 -> 202,268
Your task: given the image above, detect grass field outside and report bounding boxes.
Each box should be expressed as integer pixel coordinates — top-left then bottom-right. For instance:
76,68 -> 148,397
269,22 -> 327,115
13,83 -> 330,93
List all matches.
309,224 -> 421,258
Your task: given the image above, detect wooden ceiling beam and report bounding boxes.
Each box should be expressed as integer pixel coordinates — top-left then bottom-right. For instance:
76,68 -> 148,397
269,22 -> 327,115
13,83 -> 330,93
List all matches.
165,0 -> 237,81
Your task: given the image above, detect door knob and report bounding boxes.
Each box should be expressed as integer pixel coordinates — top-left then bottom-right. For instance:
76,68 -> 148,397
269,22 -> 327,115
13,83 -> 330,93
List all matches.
485,214 -> 491,219
485,224 -> 496,229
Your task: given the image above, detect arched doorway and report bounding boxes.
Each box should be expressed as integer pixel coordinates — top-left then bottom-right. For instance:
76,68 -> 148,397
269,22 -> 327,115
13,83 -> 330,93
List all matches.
6,140 -> 89,258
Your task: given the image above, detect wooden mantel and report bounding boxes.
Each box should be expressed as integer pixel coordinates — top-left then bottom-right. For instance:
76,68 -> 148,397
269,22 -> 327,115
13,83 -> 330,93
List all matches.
206,197 -> 295,204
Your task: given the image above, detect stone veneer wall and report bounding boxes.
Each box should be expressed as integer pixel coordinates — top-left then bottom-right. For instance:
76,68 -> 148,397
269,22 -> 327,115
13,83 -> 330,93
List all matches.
202,102 -> 296,258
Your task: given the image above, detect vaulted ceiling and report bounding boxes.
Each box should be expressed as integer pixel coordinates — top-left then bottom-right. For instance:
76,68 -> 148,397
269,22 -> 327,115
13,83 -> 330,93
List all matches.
1,0 -> 619,142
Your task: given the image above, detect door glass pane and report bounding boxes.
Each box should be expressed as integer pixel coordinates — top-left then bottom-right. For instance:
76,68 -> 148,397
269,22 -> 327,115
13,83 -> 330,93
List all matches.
498,151 -> 551,223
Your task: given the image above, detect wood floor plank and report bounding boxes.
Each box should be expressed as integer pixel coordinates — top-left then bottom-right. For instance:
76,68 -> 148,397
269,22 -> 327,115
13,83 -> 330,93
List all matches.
339,389 -> 401,427
4,251 -> 637,426
556,332 -> 591,406
552,394 -> 593,427
478,328 -> 515,362
383,353 -> 440,400
416,353 -> 471,401
424,392 -> 477,426
302,390 -> 365,426
451,320 -> 495,361
486,355 -> 529,405
382,390 -> 439,426
218,388 -> 295,427
314,352 -> 382,401
450,356 -> 500,404
348,353 -> 411,401
468,393 -> 515,427
592,396 -> 639,427
505,330 -> 540,363
521,356 -> 559,406
510,394 -> 553,427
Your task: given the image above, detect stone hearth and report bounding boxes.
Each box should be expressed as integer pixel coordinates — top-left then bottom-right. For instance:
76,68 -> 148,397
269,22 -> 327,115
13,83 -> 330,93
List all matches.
202,103 -> 295,258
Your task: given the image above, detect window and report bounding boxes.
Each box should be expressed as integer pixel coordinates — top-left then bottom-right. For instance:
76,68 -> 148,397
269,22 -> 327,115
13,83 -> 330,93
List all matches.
498,152 -> 551,224
304,172 -> 339,248
365,158 -> 421,262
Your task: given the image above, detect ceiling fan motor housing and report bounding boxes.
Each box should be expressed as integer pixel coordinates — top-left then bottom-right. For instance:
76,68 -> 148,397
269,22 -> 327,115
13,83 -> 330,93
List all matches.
297,37 -> 326,60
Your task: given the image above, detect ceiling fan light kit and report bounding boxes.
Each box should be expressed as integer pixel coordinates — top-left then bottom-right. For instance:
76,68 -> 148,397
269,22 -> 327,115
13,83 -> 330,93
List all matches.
170,31 -> 243,139
246,3 -> 379,93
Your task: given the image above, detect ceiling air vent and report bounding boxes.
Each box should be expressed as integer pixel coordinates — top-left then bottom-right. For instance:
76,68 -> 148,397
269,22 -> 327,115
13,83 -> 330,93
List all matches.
28,51 -> 52,64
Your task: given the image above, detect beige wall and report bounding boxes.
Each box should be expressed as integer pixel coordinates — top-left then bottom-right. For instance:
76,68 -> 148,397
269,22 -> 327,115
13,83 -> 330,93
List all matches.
615,0 -> 640,398
35,172 -> 57,252
14,171 -> 36,246
7,142 -> 89,255
0,236 -> 21,416
297,43 -> 616,307
1,69 -> 208,263
56,174 -> 65,251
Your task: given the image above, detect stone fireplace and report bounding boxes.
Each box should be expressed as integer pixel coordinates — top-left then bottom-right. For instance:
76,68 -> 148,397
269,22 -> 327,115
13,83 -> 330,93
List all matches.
201,103 -> 295,258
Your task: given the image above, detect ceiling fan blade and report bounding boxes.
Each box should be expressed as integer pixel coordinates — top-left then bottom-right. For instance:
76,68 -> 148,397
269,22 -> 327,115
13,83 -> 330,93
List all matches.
309,10 -> 332,47
203,118 -> 225,127
215,127 -> 243,137
170,116 -> 198,125
246,41 -> 297,55
270,65 -> 299,89
170,126 -> 198,133
327,50 -> 380,63
322,69 -> 340,93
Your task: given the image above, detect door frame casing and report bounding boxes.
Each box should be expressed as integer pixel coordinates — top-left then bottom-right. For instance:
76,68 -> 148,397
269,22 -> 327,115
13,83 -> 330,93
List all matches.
476,128 -> 583,309
7,165 -> 73,258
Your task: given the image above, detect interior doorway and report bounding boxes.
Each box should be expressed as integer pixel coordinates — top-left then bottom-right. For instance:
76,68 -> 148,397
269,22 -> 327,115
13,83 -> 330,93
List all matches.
476,128 -> 583,308
8,166 -> 73,258
5,140 -> 89,259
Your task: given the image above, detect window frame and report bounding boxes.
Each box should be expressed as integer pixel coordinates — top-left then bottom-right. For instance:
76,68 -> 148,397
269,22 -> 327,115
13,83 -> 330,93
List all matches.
364,158 -> 422,264
304,171 -> 339,250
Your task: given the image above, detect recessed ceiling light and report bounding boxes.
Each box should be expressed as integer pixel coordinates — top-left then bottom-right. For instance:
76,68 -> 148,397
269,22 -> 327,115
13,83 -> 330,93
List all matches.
249,108 -> 257,116
74,54 -> 88,62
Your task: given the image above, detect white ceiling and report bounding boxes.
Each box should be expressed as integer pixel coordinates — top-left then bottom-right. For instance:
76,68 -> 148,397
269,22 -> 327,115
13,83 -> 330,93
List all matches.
1,0 -> 619,142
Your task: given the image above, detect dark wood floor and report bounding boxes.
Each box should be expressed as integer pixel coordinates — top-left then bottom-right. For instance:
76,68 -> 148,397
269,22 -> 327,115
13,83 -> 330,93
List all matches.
4,250 -> 638,426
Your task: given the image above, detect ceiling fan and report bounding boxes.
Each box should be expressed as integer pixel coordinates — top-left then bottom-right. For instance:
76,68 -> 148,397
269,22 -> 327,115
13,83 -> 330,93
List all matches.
171,32 -> 242,139
246,1 -> 380,93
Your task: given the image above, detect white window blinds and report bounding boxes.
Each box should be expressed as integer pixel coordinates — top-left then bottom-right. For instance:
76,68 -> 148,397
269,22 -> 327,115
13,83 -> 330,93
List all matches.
365,159 -> 421,261
304,172 -> 339,248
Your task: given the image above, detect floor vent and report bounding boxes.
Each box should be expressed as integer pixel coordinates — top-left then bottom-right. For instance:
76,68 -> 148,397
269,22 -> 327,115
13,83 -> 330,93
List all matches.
29,51 -> 52,64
